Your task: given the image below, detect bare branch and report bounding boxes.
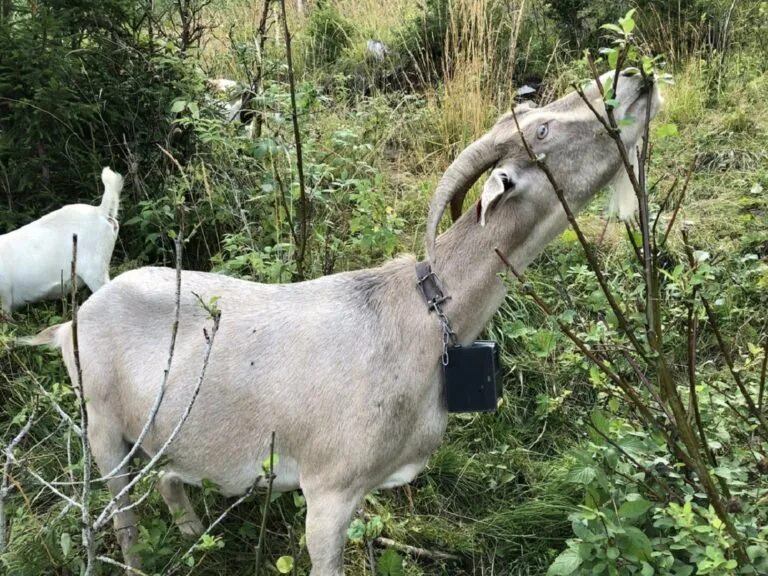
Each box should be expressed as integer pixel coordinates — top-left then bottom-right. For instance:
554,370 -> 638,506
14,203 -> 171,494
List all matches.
1,408 -> 37,553
374,537 -> 462,564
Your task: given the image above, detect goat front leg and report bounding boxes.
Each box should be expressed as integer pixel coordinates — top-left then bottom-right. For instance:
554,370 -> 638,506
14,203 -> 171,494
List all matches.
302,486 -> 362,576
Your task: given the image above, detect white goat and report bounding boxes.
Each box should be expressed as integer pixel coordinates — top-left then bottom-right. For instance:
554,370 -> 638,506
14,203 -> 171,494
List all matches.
28,72 -> 660,575
1,167 -> 123,315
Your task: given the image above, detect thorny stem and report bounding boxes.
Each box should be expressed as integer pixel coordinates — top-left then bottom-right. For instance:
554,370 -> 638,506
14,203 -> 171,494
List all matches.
279,0 -> 309,280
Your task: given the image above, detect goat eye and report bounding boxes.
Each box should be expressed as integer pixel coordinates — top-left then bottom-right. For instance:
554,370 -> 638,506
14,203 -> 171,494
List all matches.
536,123 -> 549,139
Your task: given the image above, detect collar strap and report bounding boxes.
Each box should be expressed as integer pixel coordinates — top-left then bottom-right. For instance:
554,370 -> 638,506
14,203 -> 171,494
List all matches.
415,261 -> 450,311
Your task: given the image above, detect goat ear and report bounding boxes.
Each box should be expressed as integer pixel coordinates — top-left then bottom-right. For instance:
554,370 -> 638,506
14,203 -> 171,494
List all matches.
478,171 -> 518,226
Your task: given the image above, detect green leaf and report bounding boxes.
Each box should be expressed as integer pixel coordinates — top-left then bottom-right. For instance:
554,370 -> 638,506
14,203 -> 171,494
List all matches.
655,123 -> 679,138
567,464 -> 598,485
548,548 -> 583,576
620,15 -> 636,34
618,527 -> 652,561
366,515 -> 384,539
347,518 -> 366,543
262,453 -> 280,474
608,49 -> 619,69
276,556 -> 294,574
641,562 -> 654,576
187,101 -> 200,119
170,100 -> 186,113
600,23 -> 624,35
377,549 -> 404,576
60,532 -> 72,558
590,409 -> 610,436
561,229 -> 578,243
619,496 -> 653,519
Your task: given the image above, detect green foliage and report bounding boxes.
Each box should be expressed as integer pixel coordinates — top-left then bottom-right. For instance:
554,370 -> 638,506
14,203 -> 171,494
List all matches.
304,4 -> 354,67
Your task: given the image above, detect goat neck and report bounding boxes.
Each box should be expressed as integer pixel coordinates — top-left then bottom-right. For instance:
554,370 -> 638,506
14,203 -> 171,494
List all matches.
430,193 -> 561,344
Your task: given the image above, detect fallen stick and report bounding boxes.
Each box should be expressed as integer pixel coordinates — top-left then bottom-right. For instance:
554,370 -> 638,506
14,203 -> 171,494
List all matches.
373,537 -> 462,563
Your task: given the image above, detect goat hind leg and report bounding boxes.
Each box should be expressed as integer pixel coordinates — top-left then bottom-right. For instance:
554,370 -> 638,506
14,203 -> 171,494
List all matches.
158,471 -> 204,537
303,486 -> 362,576
90,419 -> 142,568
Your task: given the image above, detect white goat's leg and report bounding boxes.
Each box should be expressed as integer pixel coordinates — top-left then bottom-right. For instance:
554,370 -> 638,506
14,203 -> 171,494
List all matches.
90,419 -> 141,568
157,471 -> 204,537
303,487 -> 361,576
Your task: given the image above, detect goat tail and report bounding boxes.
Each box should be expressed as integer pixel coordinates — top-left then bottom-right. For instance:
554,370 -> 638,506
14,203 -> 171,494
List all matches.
19,322 -> 72,349
99,167 -> 124,219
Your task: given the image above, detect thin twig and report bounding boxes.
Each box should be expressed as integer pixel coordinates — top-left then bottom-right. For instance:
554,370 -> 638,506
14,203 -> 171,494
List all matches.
1,408 -> 37,553
700,295 -> 768,440
509,107 -> 651,363
100,225 -> 184,481
681,230 -> 722,476
373,537 -> 462,563
97,555 -> 151,576
278,0 -> 309,280
759,339 -> 768,413
585,420 -> 675,502
254,431 -> 277,575
659,158 -> 696,248
95,309 -> 221,530
70,234 -> 96,575
179,475 -> 263,569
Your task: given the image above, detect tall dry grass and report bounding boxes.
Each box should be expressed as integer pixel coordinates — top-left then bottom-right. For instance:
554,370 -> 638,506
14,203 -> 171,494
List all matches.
424,0 -> 527,162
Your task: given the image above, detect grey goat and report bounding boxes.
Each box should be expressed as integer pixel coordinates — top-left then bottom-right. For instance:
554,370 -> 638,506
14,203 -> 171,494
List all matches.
28,70 -> 660,575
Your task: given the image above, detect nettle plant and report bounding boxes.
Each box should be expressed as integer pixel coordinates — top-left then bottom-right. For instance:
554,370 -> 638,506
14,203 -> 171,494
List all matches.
488,10 -> 768,576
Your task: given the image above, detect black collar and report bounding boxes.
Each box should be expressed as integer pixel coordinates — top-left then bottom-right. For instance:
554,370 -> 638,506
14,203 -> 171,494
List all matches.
415,261 -> 450,311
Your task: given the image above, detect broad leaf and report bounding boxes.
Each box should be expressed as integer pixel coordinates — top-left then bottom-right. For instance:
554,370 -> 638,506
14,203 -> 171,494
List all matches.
547,548 -> 582,576
377,549 -> 404,576
276,556 -> 294,574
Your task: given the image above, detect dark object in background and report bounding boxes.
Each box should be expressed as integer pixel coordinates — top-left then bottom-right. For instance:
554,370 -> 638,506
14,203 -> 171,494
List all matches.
445,341 -> 502,413
515,75 -> 543,102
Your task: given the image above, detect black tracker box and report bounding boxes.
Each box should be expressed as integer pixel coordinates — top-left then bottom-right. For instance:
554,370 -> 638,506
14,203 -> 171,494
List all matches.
444,340 -> 502,413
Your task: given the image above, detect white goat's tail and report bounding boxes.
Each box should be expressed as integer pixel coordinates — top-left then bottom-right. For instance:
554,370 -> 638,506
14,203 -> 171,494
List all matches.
19,322 -> 72,348
99,167 -> 124,219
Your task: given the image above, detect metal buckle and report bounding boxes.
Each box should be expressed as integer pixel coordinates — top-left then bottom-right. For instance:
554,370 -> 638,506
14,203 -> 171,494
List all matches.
416,268 -> 451,311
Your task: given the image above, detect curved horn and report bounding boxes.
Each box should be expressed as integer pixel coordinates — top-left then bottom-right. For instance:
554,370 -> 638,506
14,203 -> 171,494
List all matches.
425,131 -> 500,263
